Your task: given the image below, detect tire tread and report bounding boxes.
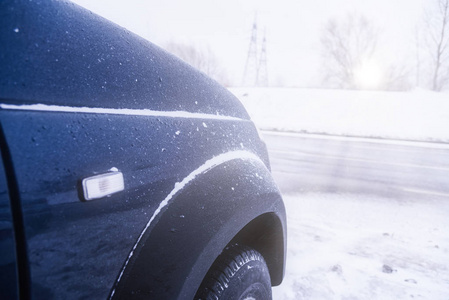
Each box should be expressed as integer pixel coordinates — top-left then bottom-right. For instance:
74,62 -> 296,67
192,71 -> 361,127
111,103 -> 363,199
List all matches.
195,245 -> 271,300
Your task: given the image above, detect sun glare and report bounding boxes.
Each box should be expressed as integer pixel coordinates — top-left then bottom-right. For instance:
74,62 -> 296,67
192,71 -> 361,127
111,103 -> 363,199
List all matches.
354,60 -> 383,90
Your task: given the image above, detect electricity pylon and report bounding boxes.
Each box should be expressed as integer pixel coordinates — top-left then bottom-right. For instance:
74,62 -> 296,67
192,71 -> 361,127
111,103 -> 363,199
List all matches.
242,15 -> 268,87
258,30 -> 268,87
242,17 -> 259,86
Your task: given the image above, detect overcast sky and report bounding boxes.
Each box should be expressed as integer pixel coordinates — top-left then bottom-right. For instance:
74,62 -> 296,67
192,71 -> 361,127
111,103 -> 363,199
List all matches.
71,0 -> 427,87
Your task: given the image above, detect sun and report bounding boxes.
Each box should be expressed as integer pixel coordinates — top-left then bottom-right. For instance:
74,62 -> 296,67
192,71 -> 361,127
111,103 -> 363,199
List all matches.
354,60 -> 383,90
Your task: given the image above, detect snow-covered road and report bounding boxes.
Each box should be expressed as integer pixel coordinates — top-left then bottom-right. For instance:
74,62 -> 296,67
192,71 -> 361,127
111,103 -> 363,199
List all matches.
262,131 -> 449,197
264,132 -> 449,299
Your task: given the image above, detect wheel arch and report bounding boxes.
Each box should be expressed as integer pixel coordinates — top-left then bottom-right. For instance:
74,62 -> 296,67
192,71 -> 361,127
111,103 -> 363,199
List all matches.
111,153 -> 286,299
228,211 -> 286,286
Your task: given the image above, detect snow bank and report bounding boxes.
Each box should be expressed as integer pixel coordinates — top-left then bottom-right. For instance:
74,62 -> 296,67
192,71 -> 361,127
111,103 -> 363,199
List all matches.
230,88 -> 449,143
272,193 -> 449,300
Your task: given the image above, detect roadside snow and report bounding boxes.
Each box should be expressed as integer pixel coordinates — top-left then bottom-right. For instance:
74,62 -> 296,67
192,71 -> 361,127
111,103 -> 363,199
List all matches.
230,88 -> 449,143
272,193 -> 449,300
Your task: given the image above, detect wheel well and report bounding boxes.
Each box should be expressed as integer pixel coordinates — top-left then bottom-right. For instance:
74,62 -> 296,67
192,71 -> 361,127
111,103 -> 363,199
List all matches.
228,212 -> 285,286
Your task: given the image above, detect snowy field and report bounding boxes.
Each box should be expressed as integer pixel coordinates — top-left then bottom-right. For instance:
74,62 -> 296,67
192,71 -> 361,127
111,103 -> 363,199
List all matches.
230,88 -> 449,143
272,193 -> 449,300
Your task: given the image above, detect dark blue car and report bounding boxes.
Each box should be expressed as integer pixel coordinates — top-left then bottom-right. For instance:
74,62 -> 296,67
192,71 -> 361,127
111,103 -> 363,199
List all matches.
0,1 -> 286,299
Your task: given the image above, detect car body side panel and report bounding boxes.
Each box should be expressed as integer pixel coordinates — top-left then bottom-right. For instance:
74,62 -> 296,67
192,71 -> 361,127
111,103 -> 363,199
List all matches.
0,0 -> 286,298
112,158 -> 286,300
0,109 -> 277,298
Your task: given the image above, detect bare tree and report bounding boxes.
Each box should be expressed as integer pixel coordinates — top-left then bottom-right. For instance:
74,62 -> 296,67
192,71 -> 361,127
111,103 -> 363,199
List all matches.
321,14 -> 379,89
424,0 -> 449,91
382,64 -> 412,91
164,41 -> 230,86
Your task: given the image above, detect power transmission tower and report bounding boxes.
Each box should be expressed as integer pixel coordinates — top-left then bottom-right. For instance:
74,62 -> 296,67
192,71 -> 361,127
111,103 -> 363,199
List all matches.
242,17 -> 259,86
258,30 -> 268,87
242,15 -> 269,87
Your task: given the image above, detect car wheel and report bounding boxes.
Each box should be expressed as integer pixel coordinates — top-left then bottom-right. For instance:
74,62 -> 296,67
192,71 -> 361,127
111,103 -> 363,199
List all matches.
195,245 -> 272,300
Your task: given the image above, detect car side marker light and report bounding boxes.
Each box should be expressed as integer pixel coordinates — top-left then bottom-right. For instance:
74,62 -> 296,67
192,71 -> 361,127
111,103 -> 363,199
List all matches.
82,171 -> 124,201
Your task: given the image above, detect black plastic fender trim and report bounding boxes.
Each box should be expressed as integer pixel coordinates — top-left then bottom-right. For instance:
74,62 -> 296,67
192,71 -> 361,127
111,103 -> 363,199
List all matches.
0,122 -> 31,300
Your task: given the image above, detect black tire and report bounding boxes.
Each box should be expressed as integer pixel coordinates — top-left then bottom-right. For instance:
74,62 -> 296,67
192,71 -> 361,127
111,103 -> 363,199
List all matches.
195,245 -> 272,300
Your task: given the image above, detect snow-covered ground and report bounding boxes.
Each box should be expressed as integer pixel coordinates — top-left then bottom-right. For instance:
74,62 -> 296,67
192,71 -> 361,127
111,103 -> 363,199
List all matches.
228,88 -> 449,298
272,193 -> 449,300
230,88 -> 449,143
